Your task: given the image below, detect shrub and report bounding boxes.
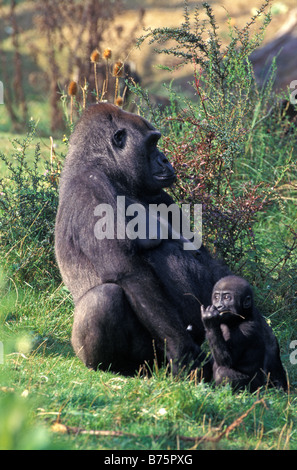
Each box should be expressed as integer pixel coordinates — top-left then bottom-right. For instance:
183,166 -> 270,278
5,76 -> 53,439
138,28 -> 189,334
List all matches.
0,121 -> 62,286
134,1 -> 297,281
1,0 -> 296,302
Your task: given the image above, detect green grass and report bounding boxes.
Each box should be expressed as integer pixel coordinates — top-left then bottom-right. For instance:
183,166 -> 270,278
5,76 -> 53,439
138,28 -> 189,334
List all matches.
0,91 -> 296,451
0,115 -> 296,452
0,282 -> 296,451
0,0 -> 297,451
0,129 -> 64,178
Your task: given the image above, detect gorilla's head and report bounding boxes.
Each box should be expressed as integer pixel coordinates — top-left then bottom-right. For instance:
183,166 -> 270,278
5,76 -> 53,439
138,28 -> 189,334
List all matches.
67,103 -> 176,195
211,275 -> 254,322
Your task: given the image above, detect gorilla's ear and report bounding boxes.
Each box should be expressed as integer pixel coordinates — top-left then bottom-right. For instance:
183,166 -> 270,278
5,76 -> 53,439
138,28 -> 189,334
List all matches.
243,295 -> 252,310
113,129 -> 127,149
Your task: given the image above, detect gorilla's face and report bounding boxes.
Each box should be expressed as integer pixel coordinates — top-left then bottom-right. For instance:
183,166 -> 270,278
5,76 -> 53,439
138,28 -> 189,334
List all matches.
212,289 -> 236,314
141,130 -> 176,193
211,275 -> 253,322
111,110 -> 175,194
70,103 -> 176,195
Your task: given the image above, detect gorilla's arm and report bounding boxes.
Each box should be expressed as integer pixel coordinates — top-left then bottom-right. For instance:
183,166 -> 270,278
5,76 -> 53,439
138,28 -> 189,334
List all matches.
201,306 -> 233,368
65,178 -> 205,372
201,305 -> 265,388
261,317 -> 288,390
118,266 -> 204,371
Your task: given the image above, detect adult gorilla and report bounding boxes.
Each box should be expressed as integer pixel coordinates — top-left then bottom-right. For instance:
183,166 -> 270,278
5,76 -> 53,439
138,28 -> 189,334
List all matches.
55,103 -> 229,376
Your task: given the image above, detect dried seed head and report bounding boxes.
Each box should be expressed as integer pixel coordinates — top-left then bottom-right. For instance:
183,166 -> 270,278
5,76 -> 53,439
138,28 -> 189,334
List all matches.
113,60 -> 124,77
90,49 -> 100,63
115,96 -> 123,107
68,80 -> 78,96
103,48 -> 112,60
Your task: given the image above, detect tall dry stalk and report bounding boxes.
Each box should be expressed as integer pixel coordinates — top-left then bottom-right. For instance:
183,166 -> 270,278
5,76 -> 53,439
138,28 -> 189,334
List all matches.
113,60 -> 124,104
102,48 -> 112,99
90,49 -> 100,102
68,80 -> 78,124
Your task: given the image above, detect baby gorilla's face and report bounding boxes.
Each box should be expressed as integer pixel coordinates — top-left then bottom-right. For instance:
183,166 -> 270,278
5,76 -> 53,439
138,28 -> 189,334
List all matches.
211,275 -> 253,322
212,290 -> 235,314
211,289 -> 244,322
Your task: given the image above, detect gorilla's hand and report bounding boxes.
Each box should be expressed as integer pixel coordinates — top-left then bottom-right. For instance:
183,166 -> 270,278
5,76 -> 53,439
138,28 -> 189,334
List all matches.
201,305 -> 221,328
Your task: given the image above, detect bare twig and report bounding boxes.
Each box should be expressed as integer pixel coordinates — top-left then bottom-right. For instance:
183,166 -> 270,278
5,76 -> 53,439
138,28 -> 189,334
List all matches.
51,398 -> 268,446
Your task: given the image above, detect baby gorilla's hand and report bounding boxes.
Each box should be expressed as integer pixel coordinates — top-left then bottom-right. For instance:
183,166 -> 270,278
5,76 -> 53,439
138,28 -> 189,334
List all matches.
201,305 -> 221,328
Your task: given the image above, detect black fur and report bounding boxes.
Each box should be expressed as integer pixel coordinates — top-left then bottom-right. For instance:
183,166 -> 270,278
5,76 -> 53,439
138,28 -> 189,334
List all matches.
55,103 -> 230,376
201,276 -> 287,391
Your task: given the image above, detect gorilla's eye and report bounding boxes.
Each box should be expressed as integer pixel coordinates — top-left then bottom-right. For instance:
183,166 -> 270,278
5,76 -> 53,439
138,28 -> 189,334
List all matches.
223,294 -> 232,301
113,129 -> 127,149
146,132 -> 161,151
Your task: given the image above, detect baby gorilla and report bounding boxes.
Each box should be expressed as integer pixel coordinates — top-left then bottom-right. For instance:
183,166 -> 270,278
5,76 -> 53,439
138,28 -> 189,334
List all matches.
201,276 -> 287,392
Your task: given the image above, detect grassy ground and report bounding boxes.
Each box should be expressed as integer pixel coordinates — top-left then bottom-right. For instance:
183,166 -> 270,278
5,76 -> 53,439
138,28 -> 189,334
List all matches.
0,0 -> 297,452
0,286 -> 296,451
0,142 -> 296,451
